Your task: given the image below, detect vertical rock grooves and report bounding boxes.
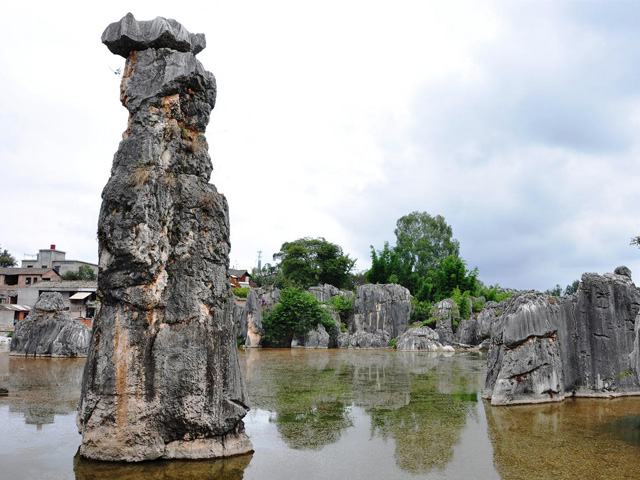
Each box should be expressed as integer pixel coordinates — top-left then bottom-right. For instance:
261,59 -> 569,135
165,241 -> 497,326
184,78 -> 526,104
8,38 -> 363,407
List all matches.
484,267 -> 640,405
77,13 -> 252,461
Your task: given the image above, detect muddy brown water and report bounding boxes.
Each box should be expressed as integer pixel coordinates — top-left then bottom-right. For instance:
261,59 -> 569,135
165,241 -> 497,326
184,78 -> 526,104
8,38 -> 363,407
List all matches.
1,345 -> 639,479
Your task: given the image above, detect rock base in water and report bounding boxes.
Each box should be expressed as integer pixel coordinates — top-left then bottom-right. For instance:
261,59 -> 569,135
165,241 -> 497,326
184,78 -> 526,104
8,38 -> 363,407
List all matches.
484,267 -> 640,405
396,326 -> 445,351
10,292 -> 90,358
77,14 -> 251,461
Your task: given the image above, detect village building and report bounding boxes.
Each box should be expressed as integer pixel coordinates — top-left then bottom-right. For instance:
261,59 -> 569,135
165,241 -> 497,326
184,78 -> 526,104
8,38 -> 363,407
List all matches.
0,304 -> 31,333
229,269 -> 252,288
0,267 -> 62,305
21,245 -> 98,277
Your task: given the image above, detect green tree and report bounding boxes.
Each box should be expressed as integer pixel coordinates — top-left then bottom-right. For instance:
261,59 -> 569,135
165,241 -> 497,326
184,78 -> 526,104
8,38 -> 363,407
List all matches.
62,264 -> 97,280
432,255 -> 477,301
394,211 -> 460,278
273,237 -> 356,289
262,288 -> 335,346
0,246 -> 17,267
564,279 -> 580,296
545,284 -> 563,297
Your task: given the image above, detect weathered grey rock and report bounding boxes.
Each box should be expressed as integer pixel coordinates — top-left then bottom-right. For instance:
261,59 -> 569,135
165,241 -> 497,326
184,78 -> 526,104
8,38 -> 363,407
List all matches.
432,299 -> 457,345
102,13 -> 206,58
396,326 -> 444,351
307,284 -> 340,303
351,284 -> 411,338
476,301 -> 500,340
337,284 -> 410,349
338,330 -> 391,349
241,289 -> 264,347
455,317 -> 478,345
484,268 -> 640,405
77,15 -> 251,461
10,293 -> 90,358
302,324 -> 330,348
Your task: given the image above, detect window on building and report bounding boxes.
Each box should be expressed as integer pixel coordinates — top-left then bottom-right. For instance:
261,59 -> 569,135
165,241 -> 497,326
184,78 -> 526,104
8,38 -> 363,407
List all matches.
41,265 -> 47,268
5,275 -> 18,286
26,278 -> 31,285
33,278 -> 38,284
26,265 -> 33,268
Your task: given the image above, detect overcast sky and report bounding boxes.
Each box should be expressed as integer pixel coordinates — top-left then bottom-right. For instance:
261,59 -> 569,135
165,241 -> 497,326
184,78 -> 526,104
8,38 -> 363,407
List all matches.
1,1 -> 639,291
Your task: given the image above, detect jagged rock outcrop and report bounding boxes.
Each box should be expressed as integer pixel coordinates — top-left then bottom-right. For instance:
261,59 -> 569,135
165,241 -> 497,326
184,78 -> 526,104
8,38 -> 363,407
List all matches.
431,299 -> 457,345
77,14 -> 252,461
396,326 -> 444,351
308,284 -> 340,303
476,300 -> 500,340
10,293 -> 90,358
484,267 -> 640,405
301,324 -> 331,348
239,289 -> 264,347
337,330 -> 391,348
340,284 -> 410,348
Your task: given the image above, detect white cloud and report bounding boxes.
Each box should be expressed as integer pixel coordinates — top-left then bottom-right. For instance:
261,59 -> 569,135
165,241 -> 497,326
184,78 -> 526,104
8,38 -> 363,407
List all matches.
1,1 -> 638,291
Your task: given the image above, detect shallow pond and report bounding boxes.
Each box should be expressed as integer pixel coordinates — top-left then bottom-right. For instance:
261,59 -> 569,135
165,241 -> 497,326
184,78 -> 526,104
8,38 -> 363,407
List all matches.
1,345 -> 639,479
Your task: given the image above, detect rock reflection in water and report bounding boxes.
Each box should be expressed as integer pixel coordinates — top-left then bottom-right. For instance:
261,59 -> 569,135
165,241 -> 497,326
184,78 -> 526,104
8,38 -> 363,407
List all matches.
241,348 -> 484,474
244,348 -> 353,450
0,347 -> 84,427
367,354 -> 479,474
485,397 -> 640,480
73,453 -> 252,480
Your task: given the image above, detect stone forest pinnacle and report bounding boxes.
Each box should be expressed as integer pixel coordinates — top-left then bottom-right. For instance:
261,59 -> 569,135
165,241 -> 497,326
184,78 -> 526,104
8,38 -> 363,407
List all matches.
77,14 -> 252,461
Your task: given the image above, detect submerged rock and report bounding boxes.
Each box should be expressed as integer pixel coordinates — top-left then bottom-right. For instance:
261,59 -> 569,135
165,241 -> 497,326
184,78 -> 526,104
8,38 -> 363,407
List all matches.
77,14 -> 251,461
10,293 -> 90,358
484,267 -> 640,405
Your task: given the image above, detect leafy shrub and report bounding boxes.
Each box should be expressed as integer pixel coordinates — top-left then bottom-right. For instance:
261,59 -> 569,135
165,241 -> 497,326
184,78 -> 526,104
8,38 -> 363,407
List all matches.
472,297 -> 485,313
388,338 -> 398,348
451,287 -> 471,321
233,287 -> 249,298
327,295 -> 354,321
409,298 -> 432,324
263,288 -> 335,347
476,284 -> 512,303
6,332 -> 13,338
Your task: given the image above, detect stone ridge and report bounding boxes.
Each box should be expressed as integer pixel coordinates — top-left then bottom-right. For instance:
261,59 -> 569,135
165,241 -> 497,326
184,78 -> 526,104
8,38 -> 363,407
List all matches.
484,267 -> 640,405
102,13 -> 206,58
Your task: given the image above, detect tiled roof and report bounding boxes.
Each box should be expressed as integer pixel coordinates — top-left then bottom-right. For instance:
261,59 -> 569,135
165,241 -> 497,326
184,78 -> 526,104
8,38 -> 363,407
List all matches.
229,269 -> 250,278
0,268 -> 56,275
30,280 -> 97,290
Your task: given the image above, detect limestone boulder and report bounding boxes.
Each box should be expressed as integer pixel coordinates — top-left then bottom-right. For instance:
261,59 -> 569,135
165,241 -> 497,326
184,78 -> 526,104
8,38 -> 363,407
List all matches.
484,267 -> 640,405
351,284 -> 411,337
77,14 -> 251,462
431,299 -> 457,345
240,289 -> 264,347
10,292 -> 90,358
396,326 -> 443,351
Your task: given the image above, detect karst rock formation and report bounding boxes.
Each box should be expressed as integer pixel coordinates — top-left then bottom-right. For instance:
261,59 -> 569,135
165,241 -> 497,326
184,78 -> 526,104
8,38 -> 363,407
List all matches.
77,13 -> 252,461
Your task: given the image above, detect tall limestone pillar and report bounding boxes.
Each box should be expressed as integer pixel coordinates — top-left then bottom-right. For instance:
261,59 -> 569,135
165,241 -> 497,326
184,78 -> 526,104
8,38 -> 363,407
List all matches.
77,13 -> 252,461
